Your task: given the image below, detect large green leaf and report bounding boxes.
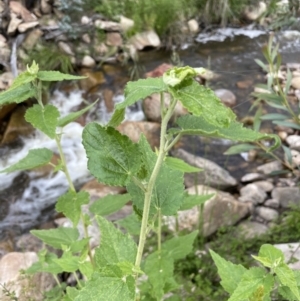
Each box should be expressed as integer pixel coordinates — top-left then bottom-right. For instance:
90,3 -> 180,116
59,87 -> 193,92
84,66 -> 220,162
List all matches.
74,265 -> 136,301
116,77 -> 167,109
175,115 -> 281,152
278,270 -> 300,301
94,216 -> 137,268
170,79 -> 236,127
210,249 -> 247,294
55,191 -> 90,227
82,123 -> 142,186
127,136 -> 184,216
107,108 -> 126,128
37,71 -> 86,81
30,227 -> 79,250
0,83 -> 36,105
25,104 -> 60,138
0,148 -> 53,173
89,193 -> 131,216
164,156 -> 202,173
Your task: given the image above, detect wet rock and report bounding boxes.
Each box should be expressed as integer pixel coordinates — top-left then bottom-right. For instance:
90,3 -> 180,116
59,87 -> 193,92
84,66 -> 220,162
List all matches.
9,1 -> 37,22
272,187 -> 300,208
256,160 -> 283,175
214,89 -> 237,107
78,69 -> 106,91
119,15 -> 134,32
253,180 -> 274,192
244,1 -> 267,21
241,173 -> 264,182
106,32 -> 122,47
102,88 -> 114,112
18,21 -> 39,33
239,183 -> 267,204
291,77 -> 300,89
236,79 -> 253,89
0,252 -> 55,301
255,206 -> 279,222
187,19 -> 199,33
166,185 -> 250,236
172,148 -> 237,189
58,41 -> 75,56
274,243 -> 300,269
81,55 -> 96,68
145,63 -> 173,78
286,135 -> 300,150
236,221 -> 269,239
264,198 -> 280,209
22,28 -> 43,50
117,121 -> 161,148
129,30 -> 161,50
8,13 -> 23,35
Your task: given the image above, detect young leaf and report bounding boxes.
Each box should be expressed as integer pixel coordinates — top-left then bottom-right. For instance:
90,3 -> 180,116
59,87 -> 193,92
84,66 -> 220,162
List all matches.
37,71 -> 86,81
0,148 -> 53,173
57,100 -> 98,127
170,79 -> 236,128
74,265 -> 136,301
55,191 -> 90,227
209,249 -> 247,294
25,104 -> 60,138
278,271 -> 300,301
258,244 -> 284,265
163,231 -> 198,260
107,108 -> 126,128
52,252 -> 81,273
179,193 -> 214,211
82,123 -> 142,186
228,267 -> 273,301
89,193 -> 131,216
94,216 -> 137,268
0,83 -> 36,105
164,156 -> 203,173
116,77 -> 167,109
31,227 -> 79,249
224,143 -> 258,155
9,71 -> 37,89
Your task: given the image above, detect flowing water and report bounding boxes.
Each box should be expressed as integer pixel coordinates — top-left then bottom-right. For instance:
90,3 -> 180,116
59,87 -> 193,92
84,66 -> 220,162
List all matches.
0,27 -> 300,236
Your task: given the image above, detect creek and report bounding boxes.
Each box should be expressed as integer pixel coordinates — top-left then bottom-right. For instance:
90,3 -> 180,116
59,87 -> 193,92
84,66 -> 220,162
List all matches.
0,27 -> 299,237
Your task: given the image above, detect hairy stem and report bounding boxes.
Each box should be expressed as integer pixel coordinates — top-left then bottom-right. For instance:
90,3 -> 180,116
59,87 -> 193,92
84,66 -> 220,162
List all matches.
157,208 -> 162,252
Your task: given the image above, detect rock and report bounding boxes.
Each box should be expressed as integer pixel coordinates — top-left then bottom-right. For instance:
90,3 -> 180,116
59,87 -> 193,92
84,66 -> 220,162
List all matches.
239,183 -> 267,204
78,69 -> 106,91
290,149 -> 300,167
253,180 -> 274,192
0,46 -> 11,66
172,148 -> 237,189
94,42 -> 108,58
82,33 -> 91,44
287,63 -> 300,70
102,88 -> 114,112
22,28 -> 43,50
291,77 -> 300,89
264,198 -> 280,209
257,160 -> 283,175
9,1 -> 37,22
16,233 -> 43,253
117,121 -> 161,148
274,243 -> 300,269
18,21 -> 39,33
241,173 -> 264,182
0,252 -> 55,301
166,185 -> 251,236
0,72 -> 14,91
286,135 -> 300,150
272,187 -> 300,208
40,0 -> 52,14
81,16 -> 91,25
81,55 -> 96,68
106,32 -> 122,47
129,30 -> 161,50
94,20 -> 120,31
236,79 -> 253,89
7,13 -> 23,35
145,63 -> 173,78
187,19 -> 199,33
255,206 -> 279,222
119,15 -> 134,32
214,89 -> 237,107
278,131 -> 288,141
244,1 -> 267,21
236,221 -> 269,239
58,41 -> 75,56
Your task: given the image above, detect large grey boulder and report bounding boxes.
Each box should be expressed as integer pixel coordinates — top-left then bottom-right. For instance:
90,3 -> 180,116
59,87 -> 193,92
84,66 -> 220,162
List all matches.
272,187 -> 300,208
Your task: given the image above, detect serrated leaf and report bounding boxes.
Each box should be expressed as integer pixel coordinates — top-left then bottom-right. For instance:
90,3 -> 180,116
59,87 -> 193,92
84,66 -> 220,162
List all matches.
25,104 -> 60,138
74,265 -> 136,301
176,115 -> 281,152
37,71 -> 86,81
66,287 -> 80,301
82,123 -> 142,186
179,193 -> 214,211
117,213 -> 141,236
0,83 -> 36,105
107,108 -> 126,128
164,156 -> 203,173
0,148 -> 52,173
228,267 -> 273,301
252,255 -> 273,268
224,143 -> 258,155
144,250 -> 174,300
57,100 -> 98,127
278,271 -> 300,301
258,244 -> 284,266
69,238 -> 90,254
170,79 -> 236,127
116,77 -> 167,109
31,227 -> 79,250
209,249 -> 247,294
163,231 -> 198,260
53,252 -> 81,273
94,216 -> 137,268
260,113 -> 289,120
127,136 -> 184,216
89,193 -> 131,216
10,71 -> 37,89
55,191 -> 90,227
78,261 -> 93,280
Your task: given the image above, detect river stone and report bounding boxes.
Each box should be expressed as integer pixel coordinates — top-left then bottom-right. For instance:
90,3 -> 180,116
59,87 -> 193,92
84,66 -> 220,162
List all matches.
291,77 -> 300,89
244,1 -> 266,21
58,41 -> 75,56
239,183 -> 267,205
41,0 -> 52,14
187,19 -> 199,33
106,32 -> 122,47
0,252 -> 55,301
94,20 -> 120,31
119,15 -> 134,32
18,21 -> 39,33
166,185 -> 251,236
172,148 -> 237,189
78,69 -> 106,91
253,180 -> 274,192
273,243 -> 300,270
9,1 -> 37,22
129,30 -> 161,50
264,198 -> 280,209
81,55 -> 96,68
255,206 -> 279,222
286,135 -> 300,150
272,187 -> 300,208
241,173 -> 264,182
81,16 -> 91,25
290,149 -> 300,167
214,89 -> 237,107
256,160 -> 283,175
7,13 -> 23,35
236,221 -> 269,240
22,28 -> 43,50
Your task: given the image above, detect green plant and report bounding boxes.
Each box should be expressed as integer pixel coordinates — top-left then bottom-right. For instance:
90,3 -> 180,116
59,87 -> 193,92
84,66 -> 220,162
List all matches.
0,63 -> 280,300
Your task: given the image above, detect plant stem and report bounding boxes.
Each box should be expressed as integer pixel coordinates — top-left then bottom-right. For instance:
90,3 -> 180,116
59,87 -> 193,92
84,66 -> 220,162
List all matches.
157,208 -> 162,253
134,96 -> 178,269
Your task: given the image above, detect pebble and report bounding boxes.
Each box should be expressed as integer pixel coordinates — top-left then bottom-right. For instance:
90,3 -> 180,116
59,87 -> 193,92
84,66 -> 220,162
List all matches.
241,173 -> 264,182
286,135 -> 300,150
255,206 -> 279,222
257,161 -> 283,175
264,198 -> 280,209
239,183 -> 267,205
